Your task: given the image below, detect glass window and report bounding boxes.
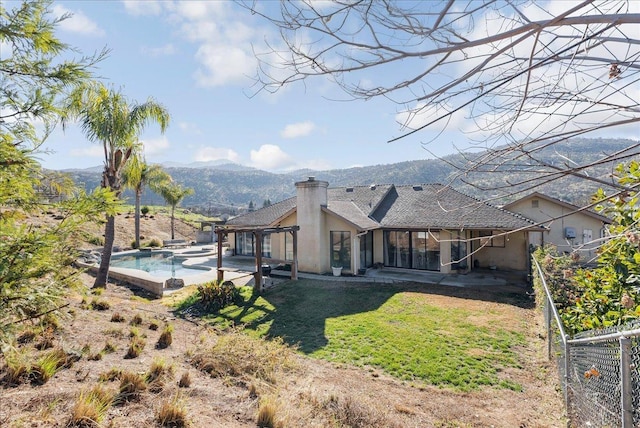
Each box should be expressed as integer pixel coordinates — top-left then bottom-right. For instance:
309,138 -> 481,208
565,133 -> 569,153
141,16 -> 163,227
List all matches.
359,231 -> 373,269
451,231 -> 468,269
330,231 -> 351,269
261,234 -> 271,258
384,230 -> 439,271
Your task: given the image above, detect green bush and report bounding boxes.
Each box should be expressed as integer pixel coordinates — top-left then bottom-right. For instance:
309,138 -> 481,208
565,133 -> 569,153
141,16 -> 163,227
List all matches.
148,239 -> 162,248
536,161 -> 640,335
141,206 -> 150,216
197,281 -> 239,311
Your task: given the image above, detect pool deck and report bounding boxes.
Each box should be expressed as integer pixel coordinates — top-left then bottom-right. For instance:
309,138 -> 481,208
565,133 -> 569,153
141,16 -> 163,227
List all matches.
82,246 -> 530,297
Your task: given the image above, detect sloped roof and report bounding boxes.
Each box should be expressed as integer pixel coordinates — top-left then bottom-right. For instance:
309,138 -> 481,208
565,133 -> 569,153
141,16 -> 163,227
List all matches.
504,191 -> 612,224
373,184 -> 537,230
225,183 -> 538,231
226,197 -> 296,227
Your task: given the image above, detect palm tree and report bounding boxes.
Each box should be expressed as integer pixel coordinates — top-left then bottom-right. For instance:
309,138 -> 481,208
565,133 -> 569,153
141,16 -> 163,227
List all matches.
123,157 -> 171,248
63,82 -> 170,288
157,182 -> 194,240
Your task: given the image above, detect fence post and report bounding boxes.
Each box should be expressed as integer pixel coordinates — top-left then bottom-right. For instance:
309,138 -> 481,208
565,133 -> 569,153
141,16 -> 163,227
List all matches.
546,298 -> 553,359
620,336 -> 633,427
564,340 -> 571,409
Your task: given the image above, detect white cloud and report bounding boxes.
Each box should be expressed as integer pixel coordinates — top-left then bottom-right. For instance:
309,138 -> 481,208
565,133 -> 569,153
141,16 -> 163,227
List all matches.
178,121 -> 202,135
70,145 -> 103,159
194,147 -> 240,163
122,0 -> 163,16
141,43 -> 177,57
250,144 -> 295,170
281,121 -> 316,138
53,5 -> 105,36
142,137 -> 170,156
193,44 -> 254,87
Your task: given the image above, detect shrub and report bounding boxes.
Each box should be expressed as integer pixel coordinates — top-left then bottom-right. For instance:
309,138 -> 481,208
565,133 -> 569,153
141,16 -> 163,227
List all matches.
156,324 -> 173,349
149,319 -> 160,331
148,238 -> 162,248
141,206 -> 150,216
197,280 -> 239,311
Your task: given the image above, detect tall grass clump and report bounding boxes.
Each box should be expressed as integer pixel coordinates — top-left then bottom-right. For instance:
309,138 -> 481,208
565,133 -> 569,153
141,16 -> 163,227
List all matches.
155,394 -> 189,427
116,371 -> 146,403
156,324 -> 173,349
68,385 -> 113,427
124,336 -> 146,359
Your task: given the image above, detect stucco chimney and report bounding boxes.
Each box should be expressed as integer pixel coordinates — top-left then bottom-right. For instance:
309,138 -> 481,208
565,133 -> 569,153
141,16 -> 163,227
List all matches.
295,177 -> 329,273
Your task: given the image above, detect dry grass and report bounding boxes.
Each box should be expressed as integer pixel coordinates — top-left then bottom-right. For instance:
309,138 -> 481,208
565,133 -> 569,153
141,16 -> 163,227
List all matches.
116,371 -> 146,403
178,371 -> 191,388
129,313 -> 143,326
191,331 -> 296,385
124,336 -> 145,359
156,323 -> 173,349
146,358 -> 174,393
68,384 -> 114,427
110,312 -> 125,323
156,394 -> 189,427
256,398 -> 278,428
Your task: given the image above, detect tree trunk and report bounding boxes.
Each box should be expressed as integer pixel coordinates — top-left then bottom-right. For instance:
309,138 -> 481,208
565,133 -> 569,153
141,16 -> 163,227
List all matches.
170,205 -> 175,240
134,189 -> 141,249
93,213 -> 115,288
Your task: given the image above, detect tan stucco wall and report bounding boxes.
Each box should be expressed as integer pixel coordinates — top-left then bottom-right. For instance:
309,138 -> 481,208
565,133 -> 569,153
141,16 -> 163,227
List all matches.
471,230 -> 529,271
508,197 -> 607,259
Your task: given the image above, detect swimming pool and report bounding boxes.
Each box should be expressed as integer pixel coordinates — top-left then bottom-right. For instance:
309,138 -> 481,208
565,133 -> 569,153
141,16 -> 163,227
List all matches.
110,251 -> 206,278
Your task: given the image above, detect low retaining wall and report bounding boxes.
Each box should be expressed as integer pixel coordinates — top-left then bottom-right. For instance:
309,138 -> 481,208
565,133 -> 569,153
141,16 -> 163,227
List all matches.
77,261 -> 164,297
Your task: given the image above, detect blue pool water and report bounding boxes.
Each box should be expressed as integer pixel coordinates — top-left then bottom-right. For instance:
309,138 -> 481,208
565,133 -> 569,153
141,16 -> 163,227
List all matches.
110,251 -> 204,278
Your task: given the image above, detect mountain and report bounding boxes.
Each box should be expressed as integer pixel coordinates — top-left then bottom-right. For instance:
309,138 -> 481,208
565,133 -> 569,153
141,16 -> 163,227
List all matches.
57,138 -> 638,213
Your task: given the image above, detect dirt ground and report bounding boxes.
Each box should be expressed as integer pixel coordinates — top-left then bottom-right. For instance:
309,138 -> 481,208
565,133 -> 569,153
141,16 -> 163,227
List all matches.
1,214 -> 568,427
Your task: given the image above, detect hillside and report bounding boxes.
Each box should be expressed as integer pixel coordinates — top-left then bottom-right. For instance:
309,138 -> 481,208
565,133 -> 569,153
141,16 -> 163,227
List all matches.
58,138 -> 638,213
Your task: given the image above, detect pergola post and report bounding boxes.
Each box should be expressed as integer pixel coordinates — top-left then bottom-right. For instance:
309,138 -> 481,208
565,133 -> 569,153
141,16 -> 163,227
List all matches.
216,228 -> 224,282
291,229 -> 298,280
254,230 -> 263,294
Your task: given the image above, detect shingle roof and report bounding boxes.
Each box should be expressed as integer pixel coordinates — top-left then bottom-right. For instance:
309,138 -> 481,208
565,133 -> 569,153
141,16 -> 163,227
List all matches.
373,184 -> 537,230
225,183 -> 537,231
225,197 -> 296,227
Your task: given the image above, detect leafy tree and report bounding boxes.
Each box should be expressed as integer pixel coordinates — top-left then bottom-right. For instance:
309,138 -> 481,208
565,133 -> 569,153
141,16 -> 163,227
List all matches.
1,0 -> 107,151
157,182 -> 194,240
536,161 -> 640,334
63,83 -> 170,287
242,1 -> 639,199
0,0 -> 112,344
123,156 -> 171,248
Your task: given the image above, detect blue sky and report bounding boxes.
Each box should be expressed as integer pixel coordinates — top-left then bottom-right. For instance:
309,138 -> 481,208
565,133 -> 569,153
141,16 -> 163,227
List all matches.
34,1 -> 447,172
21,1 -> 640,172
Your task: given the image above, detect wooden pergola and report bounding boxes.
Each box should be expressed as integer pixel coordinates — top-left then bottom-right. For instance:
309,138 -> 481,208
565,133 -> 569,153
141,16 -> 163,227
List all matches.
214,225 -> 300,293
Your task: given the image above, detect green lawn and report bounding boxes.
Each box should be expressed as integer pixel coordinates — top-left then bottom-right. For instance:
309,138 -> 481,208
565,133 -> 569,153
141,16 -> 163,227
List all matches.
176,279 -> 526,391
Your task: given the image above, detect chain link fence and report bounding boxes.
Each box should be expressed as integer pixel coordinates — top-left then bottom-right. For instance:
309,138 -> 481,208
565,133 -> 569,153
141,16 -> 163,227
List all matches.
533,257 -> 639,427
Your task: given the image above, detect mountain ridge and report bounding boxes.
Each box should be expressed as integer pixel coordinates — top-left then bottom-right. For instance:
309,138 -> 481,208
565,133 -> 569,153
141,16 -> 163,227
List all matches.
56,138 -> 639,213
